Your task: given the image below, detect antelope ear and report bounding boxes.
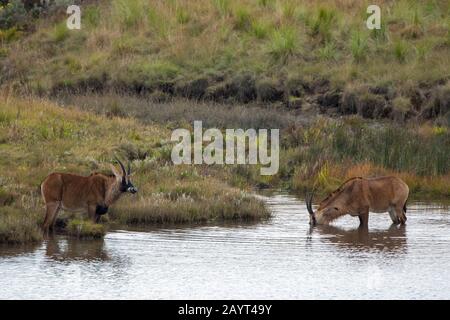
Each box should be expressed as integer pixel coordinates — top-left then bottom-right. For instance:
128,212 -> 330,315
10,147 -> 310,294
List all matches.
110,164 -> 122,179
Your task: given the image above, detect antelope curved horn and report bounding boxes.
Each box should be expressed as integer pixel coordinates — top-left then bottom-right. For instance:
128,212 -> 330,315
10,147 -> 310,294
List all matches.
306,190 -> 315,216
127,162 -> 131,175
114,156 -> 127,177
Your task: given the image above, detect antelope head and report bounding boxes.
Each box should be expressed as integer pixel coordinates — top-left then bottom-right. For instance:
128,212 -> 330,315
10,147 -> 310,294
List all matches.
306,190 -> 342,225
111,157 -> 138,194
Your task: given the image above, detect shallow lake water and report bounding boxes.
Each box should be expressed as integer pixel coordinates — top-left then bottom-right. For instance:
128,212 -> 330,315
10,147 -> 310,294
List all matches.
1,193 -> 449,299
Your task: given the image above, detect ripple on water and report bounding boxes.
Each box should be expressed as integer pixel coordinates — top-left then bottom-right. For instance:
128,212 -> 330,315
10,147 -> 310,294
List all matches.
0,194 -> 449,299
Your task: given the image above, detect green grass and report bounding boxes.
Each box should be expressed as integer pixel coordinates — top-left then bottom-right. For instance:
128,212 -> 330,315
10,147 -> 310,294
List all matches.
84,6 -> 101,28
318,42 -> 338,61
0,94 -> 270,243
52,22 -> 69,42
250,19 -> 270,39
67,219 -> 106,239
233,6 -> 252,31
176,6 -> 190,25
268,27 -> 298,62
213,0 -> 231,17
112,0 -> 145,30
350,31 -> 368,62
0,206 -> 42,244
310,7 -> 336,42
393,40 -> 409,62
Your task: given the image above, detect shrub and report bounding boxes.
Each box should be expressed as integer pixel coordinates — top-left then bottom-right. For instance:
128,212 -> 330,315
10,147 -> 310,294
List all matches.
0,0 -> 71,30
0,0 -> 27,30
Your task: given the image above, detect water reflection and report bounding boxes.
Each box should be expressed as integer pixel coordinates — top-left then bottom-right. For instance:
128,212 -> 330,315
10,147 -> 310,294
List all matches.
45,238 -> 110,262
0,243 -> 41,258
313,224 -> 407,253
0,194 -> 449,299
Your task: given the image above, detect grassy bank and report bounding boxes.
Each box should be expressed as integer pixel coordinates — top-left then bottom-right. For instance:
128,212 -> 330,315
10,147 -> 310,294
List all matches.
0,94 -> 270,243
0,93 -> 447,244
1,0 -> 449,121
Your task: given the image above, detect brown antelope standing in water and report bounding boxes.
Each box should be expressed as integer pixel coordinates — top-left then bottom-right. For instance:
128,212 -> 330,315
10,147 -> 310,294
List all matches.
306,176 -> 409,228
41,158 -> 137,233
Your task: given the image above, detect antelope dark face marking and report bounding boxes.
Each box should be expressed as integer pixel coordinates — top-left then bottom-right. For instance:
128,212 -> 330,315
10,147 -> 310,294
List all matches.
96,205 -> 109,215
120,177 -> 138,194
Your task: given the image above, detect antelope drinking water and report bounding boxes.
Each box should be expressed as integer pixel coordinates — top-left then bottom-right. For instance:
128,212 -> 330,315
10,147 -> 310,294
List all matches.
306,176 -> 409,227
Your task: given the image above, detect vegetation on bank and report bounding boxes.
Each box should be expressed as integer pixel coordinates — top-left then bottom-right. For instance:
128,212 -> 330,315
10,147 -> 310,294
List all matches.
66,219 -> 106,239
0,205 -> 42,244
248,117 -> 450,198
0,0 -> 449,121
0,94 -> 270,243
58,93 -> 450,199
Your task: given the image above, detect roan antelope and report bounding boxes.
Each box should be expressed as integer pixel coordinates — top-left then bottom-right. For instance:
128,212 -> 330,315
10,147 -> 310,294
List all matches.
41,158 -> 137,233
306,176 -> 409,228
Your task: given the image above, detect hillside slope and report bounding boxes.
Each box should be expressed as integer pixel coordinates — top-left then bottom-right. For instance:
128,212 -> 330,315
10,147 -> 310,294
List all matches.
0,0 -> 449,121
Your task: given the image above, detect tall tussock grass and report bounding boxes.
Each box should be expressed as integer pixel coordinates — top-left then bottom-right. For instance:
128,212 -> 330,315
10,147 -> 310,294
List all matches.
0,206 -> 42,244
111,191 -> 269,225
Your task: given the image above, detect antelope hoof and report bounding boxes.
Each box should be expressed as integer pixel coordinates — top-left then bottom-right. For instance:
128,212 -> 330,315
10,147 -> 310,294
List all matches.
400,215 -> 407,225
